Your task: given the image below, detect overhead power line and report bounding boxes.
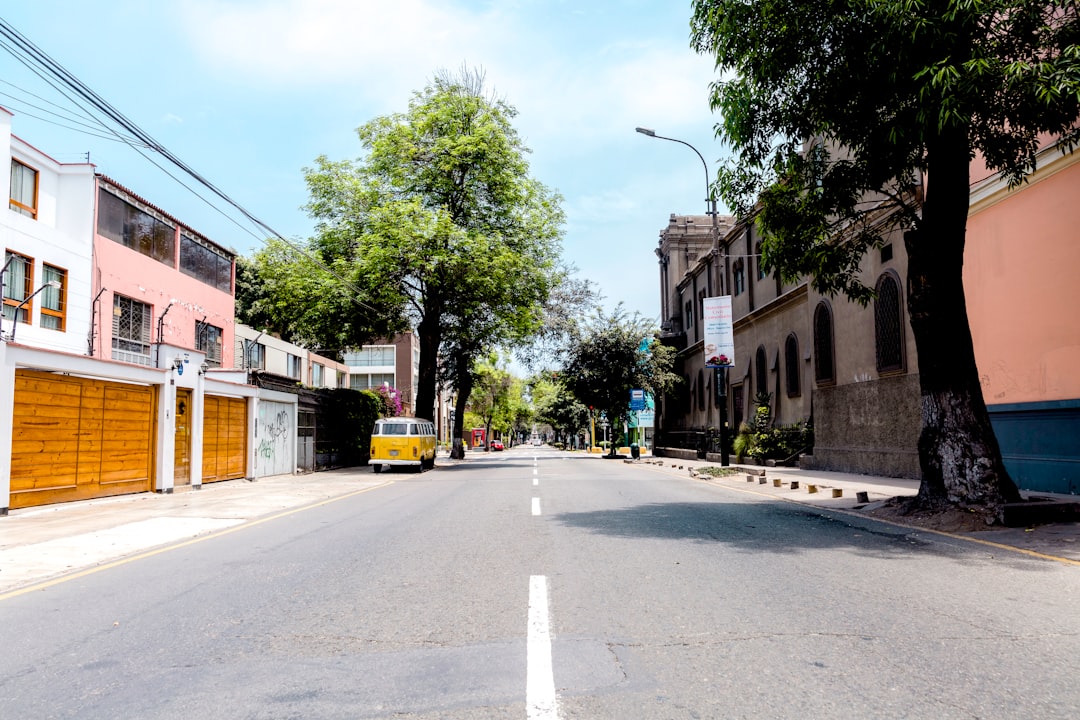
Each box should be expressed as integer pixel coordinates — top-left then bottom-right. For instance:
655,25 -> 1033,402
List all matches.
0,17 -> 379,316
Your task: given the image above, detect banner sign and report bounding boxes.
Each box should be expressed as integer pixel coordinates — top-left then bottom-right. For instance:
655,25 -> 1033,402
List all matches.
629,389 -> 646,411
702,295 -> 735,368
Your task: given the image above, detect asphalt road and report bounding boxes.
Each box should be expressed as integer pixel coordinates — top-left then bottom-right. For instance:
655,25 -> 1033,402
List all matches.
3,447 -> 1080,719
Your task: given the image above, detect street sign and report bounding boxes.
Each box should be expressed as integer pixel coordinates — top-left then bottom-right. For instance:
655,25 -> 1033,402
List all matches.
629,389 -> 646,411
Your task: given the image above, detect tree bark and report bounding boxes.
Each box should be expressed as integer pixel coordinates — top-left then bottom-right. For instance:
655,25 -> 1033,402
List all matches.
413,297 -> 442,422
905,126 -> 1022,521
450,371 -> 474,460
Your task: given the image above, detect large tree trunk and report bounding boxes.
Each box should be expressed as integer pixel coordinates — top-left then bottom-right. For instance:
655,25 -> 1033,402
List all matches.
905,127 -> 1021,522
413,299 -> 442,422
450,372 -> 474,460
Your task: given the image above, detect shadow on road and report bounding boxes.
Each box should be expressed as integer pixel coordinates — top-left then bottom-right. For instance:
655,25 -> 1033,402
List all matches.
550,501 -> 1057,572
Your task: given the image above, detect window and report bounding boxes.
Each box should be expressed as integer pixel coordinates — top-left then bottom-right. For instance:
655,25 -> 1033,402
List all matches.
312,363 -> 324,386
698,289 -> 707,321
875,271 -> 905,373
97,187 -> 176,266
344,346 -> 395,367
350,372 -> 394,390
3,250 -> 33,324
731,383 -> 744,428
287,353 -> 301,379
755,242 -> 766,280
180,235 -> 233,293
112,295 -> 152,366
39,265 -> 66,331
785,333 -> 801,397
684,299 -> 694,330
246,341 -> 266,370
755,345 -> 768,399
732,259 -> 746,295
196,320 -> 223,367
813,301 -> 836,385
10,160 -> 38,219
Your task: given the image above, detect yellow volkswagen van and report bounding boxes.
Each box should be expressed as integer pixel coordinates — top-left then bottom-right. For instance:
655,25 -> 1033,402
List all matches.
370,417 -> 437,472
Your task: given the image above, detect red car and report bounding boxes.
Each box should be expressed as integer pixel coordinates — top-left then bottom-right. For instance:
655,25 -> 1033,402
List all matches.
490,440 -> 505,451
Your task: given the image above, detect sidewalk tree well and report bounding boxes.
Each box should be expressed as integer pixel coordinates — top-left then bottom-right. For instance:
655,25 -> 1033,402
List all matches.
301,67 -> 564,426
561,306 -> 678,457
691,1 -> 1080,522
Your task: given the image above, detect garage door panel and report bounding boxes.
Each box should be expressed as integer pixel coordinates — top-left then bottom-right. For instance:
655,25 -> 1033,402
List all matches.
11,370 -> 156,509
202,395 -> 247,483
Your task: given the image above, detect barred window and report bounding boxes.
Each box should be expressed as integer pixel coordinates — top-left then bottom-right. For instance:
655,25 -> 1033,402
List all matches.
785,333 -> 801,397
813,301 -> 835,385
196,320 -> 223,367
875,271 -> 905,373
112,294 -> 152,366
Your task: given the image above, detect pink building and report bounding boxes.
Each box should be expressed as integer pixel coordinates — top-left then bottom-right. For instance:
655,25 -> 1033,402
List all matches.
91,176 -> 236,369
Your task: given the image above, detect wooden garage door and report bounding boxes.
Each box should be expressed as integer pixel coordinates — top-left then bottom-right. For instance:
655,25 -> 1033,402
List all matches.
202,395 -> 247,483
11,370 -> 156,509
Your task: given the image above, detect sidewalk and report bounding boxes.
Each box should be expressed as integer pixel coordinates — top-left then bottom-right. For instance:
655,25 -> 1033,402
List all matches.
0,466 -> 387,596
3,452 -> 1079,597
629,453 -> 1080,564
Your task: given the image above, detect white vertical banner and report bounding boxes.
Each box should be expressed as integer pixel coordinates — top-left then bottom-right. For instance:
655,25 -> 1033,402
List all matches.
703,295 -> 735,368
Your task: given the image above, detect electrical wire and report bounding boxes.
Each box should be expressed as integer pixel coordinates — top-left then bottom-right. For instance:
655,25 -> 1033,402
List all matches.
0,17 -> 380,316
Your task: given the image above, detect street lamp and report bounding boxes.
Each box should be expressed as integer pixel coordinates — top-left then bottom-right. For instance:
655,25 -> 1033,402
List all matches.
636,126 -> 730,466
4,279 -> 61,343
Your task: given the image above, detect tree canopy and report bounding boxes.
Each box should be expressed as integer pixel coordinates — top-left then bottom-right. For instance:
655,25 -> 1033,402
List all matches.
561,306 -> 678,456
298,68 -> 565,422
691,0 -> 1080,520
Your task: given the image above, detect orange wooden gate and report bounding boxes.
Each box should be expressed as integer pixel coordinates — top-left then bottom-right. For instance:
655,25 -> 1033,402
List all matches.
10,369 -> 156,509
202,394 -> 247,483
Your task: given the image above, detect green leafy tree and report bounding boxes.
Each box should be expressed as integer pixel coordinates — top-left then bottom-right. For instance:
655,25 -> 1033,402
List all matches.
467,359 -> 514,451
303,67 -> 564,424
691,1 -> 1079,521
561,306 -> 678,457
533,376 -> 590,447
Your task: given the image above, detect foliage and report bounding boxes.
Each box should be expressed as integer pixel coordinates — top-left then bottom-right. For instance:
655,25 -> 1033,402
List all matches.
298,67 -> 565,427
532,373 -> 591,442
467,358 -> 514,446
689,1 -> 1079,516
561,305 -> 678,455
374,385 -> 403,418
734,397 -> 814,462
313,388 -> 384,466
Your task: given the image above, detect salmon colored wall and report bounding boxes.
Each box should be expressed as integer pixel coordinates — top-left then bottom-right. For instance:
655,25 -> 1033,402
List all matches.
965,159 -> 1080,405
92,231 -> 235,367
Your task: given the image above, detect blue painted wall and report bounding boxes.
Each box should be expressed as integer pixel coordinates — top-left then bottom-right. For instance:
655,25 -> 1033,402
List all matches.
988,399 -> 1080,495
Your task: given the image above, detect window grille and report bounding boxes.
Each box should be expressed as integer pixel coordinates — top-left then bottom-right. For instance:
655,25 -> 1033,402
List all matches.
813,302 -> 835,384
196,320 -> 223,367
112,295 -> 152,366
875,272 -> 905,373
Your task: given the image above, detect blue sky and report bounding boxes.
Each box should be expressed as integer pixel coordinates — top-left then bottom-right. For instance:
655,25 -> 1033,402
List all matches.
1,0 -> 729,324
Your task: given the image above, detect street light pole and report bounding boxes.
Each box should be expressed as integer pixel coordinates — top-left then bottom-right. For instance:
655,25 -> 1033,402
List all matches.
636,127 -> 729,466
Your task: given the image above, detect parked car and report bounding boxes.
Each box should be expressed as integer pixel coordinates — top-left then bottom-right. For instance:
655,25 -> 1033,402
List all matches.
490,440 -> 505,451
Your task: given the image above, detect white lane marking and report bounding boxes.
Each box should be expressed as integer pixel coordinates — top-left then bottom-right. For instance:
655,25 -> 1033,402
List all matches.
533,477 -> 539,486
533,468 -> 538,475
527,575 -> 559,719
532,497 -> 541,515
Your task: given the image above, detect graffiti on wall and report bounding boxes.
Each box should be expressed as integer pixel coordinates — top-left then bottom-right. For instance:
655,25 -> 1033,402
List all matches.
255,403 -> 294,477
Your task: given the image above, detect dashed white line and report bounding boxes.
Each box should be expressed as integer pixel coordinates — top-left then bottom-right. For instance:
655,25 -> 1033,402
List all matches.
527,575 -> 559,719
532,497 -> 541,516
533,477 -> 539,486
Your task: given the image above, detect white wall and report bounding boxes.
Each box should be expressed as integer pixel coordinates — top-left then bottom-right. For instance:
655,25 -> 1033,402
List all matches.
1,110 -> 96,355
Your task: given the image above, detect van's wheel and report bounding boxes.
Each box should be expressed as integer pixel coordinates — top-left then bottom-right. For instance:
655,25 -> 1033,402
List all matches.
371,464 -> 381,473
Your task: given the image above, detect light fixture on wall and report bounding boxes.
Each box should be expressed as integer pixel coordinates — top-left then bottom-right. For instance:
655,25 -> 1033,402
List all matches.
5,280 -> 61,343
172,356 -> 184,371
199,361 -> 209,375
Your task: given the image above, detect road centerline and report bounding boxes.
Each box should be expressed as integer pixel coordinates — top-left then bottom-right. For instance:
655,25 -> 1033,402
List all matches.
527,575 -> 559,719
